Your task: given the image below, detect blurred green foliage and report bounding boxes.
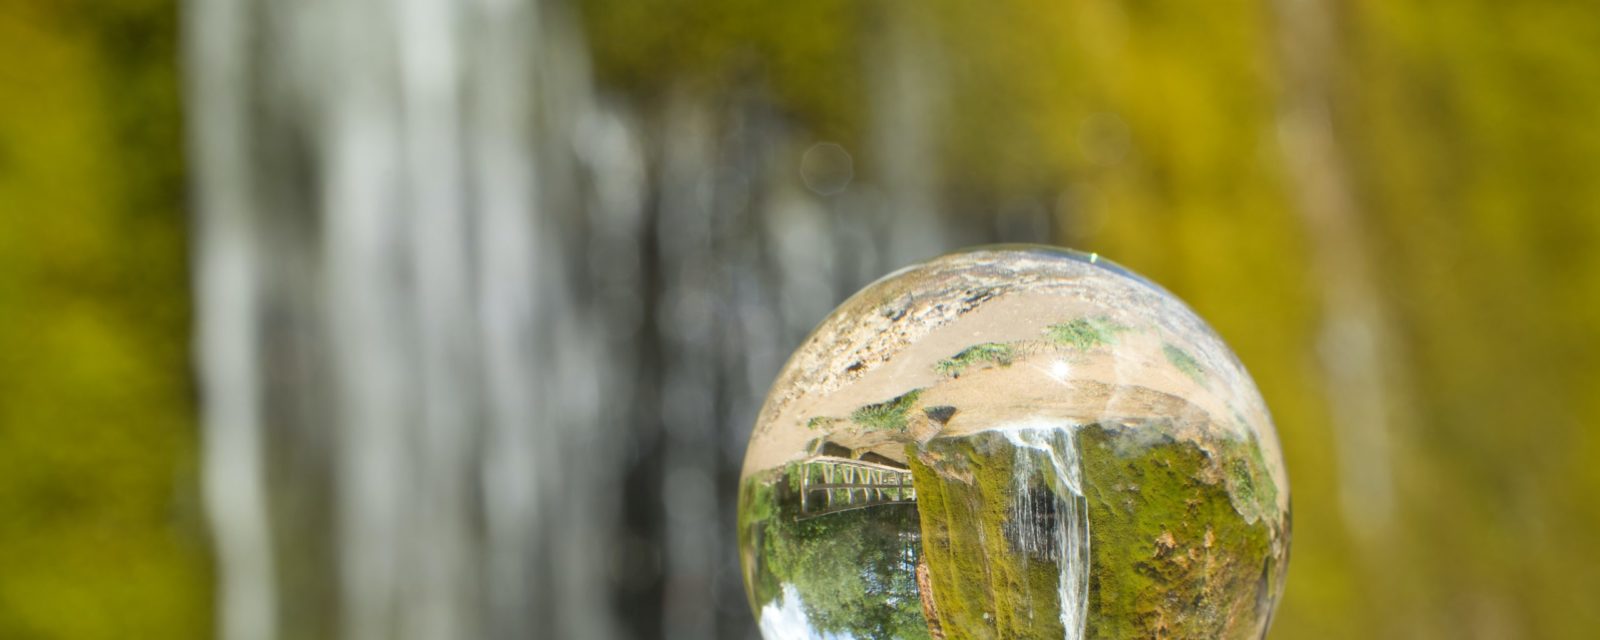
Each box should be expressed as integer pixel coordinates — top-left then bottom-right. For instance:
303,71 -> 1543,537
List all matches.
0,0 -> 209,637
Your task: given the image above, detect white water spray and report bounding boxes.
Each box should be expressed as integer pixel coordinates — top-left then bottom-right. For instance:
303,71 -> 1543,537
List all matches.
999,424 -> 1090,640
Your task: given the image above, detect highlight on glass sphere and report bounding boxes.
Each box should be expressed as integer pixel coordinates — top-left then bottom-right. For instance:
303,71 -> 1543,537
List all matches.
738,245 -> 1290,640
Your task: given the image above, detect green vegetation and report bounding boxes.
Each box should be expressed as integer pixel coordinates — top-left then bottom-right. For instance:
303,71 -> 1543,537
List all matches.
0,3 -> 209,636
1045,317 -> 1125,350
910,436 -> 1066,640
740,468 -> 932,639
934,342 -> 1017,377
738,472 -> 783,611
1162,343 -> 1206,385
1077,425 -> 1285,640
805,416 -> 839,431
851,389 -> 925,432
1223,431 -> 1280,525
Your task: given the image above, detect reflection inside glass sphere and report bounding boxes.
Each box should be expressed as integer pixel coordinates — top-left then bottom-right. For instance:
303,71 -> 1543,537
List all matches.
739,246 -> 1290,640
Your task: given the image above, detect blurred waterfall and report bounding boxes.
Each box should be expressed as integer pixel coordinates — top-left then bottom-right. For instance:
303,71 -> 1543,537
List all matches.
185,0 -> 1049,637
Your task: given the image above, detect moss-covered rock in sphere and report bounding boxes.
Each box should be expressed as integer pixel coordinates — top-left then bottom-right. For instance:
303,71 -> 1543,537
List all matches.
740,246 -> 1290,639
1079,424 -> 1287,639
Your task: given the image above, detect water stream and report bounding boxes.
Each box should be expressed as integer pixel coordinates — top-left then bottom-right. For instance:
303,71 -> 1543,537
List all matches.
1000,426 -> 1090,640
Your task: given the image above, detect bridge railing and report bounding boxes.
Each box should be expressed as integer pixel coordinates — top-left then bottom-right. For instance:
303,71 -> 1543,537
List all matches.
797,456 -> 917,519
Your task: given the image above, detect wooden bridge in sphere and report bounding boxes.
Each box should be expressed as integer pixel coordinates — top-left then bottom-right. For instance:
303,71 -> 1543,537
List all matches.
797,456 -> 916,519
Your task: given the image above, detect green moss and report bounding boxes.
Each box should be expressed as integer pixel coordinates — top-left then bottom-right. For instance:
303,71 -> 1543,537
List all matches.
1078,425 -> 1284,640
1045,316 -> 1125,350
851,388 -> 925,432
1162,343 -> 1207,384
910,436 -> 1065,640
0,3 -> 209,636
934,342 -> 1016,377
806,416 -> 838,431
1223,431 -> 1280,524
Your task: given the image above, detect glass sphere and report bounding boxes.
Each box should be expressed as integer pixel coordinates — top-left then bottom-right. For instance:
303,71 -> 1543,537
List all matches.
739,245 -> 1290,640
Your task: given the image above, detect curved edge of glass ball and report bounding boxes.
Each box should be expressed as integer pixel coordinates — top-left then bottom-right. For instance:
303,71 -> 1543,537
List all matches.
739,244 -> 1290,640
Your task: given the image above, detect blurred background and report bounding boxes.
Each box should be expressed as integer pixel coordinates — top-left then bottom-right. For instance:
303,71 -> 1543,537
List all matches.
3,0 -> 1600,638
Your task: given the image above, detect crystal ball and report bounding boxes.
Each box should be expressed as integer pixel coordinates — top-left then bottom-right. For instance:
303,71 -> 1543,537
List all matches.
739,245 -> 1290,640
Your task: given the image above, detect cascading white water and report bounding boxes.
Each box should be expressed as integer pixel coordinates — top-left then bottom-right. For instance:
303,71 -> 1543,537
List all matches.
186,0 -> 1046,635
186,0 -> 629,636
1000,425 -> 1090,640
